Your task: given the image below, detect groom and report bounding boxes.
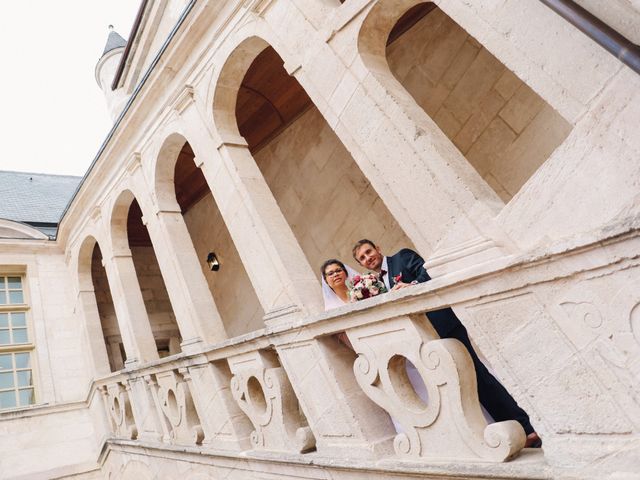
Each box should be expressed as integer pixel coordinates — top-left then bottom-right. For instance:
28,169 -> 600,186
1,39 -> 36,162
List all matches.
352,239 -> 541,447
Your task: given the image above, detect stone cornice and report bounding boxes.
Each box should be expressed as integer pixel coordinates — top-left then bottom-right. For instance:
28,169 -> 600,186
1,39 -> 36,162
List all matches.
0,398 -> 89,421
104,439 -> 549,479
0,238 -> 61,254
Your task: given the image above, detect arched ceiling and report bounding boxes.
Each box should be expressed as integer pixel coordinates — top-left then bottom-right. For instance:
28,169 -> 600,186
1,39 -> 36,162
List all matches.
173,142 -> 210,213
236,46 -> 312,152
235,4 -> 435,152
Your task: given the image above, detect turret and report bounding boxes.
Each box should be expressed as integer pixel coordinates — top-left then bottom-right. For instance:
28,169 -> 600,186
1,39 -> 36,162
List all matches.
95,26 -> 128,122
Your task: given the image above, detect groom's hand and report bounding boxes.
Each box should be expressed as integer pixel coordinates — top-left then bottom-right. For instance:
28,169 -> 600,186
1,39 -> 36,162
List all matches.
391,281 -> 412,290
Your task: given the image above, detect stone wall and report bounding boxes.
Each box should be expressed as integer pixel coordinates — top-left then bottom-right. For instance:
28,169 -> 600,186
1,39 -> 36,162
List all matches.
34,254 -> 90,402
0,402 -> 103,479
183,195 -> 265,337
131,246 -> 181,354
254,106 -> 413,274
387,6 -> 572,202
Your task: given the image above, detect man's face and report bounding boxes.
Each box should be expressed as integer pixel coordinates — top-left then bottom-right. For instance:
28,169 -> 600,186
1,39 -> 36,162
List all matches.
355,243 -> 384,272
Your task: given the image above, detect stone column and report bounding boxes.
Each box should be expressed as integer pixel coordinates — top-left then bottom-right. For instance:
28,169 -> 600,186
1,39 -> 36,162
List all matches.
141,198 -> 228,350
266,7 -> 514,276
122,159 -> 227,351
180,105 -> 323,323
150,207 -> 228,346
102,252 -> 159,366
184,361 -> 253,451
76,288 -> 111,377
327,65 -> 510,275
128,376 -> 164,443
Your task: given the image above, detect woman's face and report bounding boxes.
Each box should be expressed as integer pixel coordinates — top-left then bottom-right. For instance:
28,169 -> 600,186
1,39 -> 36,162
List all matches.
324,263 -> 347,289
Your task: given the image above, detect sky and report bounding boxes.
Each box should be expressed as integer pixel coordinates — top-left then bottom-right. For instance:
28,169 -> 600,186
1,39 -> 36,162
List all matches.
0,1 -> 141,177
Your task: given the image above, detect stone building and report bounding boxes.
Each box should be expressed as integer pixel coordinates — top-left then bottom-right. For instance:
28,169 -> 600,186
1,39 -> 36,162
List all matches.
1,0 -> 639,478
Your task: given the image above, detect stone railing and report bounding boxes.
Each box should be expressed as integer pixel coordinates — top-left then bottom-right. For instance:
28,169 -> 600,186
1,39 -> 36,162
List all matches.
96,287 -> 526,464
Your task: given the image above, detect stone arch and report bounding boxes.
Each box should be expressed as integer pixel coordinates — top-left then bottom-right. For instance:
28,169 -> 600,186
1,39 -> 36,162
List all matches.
211,35 -> 272,140
210,30 -> 413,288
357,0 -> 572,203
107,179 -> 157,238
77,234 -> 101,292
207,18 -> 296,137
357,1 -> 433,115
153,128 -> 190,212
108,186 -> 182,357
150,124 -> 264,337
109,189 -> 137,257
76,234 -> 117,374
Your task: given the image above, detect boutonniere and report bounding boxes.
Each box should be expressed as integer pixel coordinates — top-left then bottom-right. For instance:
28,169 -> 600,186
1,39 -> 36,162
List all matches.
393,273 -> 402,284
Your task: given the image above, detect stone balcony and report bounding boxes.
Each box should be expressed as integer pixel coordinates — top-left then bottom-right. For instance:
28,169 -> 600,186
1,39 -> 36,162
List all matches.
90,222 -> 640,479
96,261 -> 547,478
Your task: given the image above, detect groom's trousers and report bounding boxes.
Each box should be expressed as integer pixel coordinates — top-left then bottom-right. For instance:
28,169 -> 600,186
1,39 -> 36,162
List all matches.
427,308 -> 535,435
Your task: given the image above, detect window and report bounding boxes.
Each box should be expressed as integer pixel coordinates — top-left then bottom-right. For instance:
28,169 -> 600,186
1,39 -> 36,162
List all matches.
0,275 -> 36,410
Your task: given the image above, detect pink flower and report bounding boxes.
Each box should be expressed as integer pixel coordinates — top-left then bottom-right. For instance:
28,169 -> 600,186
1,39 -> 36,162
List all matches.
352,275 -> 361,283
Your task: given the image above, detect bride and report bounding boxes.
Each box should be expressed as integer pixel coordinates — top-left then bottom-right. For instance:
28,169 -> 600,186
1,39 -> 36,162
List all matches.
320,259 -> 358,310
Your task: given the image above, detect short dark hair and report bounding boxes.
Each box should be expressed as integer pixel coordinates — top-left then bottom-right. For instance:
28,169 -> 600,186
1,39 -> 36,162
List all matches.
351,239 -> 377,261
320,259 -> 347,280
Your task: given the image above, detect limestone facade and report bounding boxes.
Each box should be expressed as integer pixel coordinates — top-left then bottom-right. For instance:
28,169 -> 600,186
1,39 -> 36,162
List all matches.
1,0 -> 640,479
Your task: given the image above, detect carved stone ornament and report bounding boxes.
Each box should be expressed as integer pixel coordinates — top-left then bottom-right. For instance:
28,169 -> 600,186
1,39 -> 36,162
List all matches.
181,362 -> 253,451
346,315 -> 525,462
148,369 -> 204,445
100,382 -> 138,440
228,349 -> 315,453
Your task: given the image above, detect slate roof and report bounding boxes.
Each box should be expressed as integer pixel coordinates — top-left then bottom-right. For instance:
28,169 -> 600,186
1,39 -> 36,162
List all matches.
0,170 -> 82,237
102,28 -> 127,56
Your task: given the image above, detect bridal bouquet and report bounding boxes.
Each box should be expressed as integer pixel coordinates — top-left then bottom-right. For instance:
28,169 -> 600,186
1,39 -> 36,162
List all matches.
348,273 -> 387,302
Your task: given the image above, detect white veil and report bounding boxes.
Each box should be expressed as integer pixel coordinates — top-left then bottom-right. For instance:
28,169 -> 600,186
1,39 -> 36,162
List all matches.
322,263 -> 361,311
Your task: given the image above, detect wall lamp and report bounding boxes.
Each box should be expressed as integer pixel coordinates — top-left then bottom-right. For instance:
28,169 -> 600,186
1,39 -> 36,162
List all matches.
206,252 -> 220,271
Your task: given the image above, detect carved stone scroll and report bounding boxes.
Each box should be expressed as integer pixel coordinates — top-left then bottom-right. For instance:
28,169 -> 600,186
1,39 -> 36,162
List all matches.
148,369 -> 204,446
228,349 -> 315,453
101,382 -> 138,440
346,315 -> 525,462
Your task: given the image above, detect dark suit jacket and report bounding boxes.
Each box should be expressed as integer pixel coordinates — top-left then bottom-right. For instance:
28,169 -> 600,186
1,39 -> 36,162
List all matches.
386,248 -> 462,337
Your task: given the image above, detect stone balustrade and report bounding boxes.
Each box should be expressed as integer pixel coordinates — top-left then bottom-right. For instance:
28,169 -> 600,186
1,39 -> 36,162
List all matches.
95,284 -> 526,465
